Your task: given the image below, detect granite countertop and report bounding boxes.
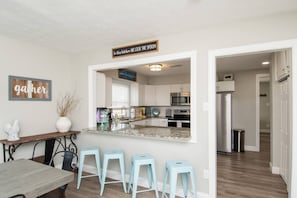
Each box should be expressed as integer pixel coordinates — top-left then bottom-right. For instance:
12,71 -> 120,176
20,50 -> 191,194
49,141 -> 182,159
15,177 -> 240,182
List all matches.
83,122 -> 191,142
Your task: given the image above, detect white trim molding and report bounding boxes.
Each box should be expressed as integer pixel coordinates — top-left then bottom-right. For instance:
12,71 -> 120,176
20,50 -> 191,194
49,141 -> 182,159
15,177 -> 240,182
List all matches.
208,39 -> 297,198
88,50 -> 198,143
270,162 -> 280,174
255,73 -> 270,152
244,145 -> 258,152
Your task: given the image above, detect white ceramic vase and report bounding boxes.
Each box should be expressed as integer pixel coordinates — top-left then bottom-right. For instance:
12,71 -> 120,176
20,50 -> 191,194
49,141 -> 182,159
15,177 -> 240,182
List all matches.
56,116 -> 72,132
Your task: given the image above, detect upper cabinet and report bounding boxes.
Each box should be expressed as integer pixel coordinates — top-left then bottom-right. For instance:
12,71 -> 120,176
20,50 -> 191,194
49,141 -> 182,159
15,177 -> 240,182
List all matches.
96,72 -> 112,107
276,50 -> 290,81
130,82 -> 145,106
144,85 -> 171,106
170,84 -> 190,93
155,85 -> 171,106
216,81 -> 235,92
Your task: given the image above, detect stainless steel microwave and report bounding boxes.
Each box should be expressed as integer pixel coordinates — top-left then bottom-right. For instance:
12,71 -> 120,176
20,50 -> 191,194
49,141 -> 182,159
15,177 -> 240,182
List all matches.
171,92 -> 190,106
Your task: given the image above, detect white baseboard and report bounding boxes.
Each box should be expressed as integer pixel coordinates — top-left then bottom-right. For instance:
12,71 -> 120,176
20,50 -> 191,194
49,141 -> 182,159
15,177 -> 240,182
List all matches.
82,164 -> 209,198
244,145 -> 259,152
269,162 -> 280,174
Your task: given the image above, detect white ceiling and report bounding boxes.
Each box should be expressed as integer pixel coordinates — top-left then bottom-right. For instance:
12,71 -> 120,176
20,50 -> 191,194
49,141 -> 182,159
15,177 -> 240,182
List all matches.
120,59 -> 191,77
0,0 -> 296,53
216,52 -> 274,73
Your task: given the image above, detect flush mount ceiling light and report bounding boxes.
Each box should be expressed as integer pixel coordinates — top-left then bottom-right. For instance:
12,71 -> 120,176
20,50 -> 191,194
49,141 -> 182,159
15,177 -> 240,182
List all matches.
262,61 -> 270,65
149,64 -> 162,71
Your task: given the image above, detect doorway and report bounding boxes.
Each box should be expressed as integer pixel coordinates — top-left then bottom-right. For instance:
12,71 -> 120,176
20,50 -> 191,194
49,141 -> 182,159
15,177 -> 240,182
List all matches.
208,39 -> 297,198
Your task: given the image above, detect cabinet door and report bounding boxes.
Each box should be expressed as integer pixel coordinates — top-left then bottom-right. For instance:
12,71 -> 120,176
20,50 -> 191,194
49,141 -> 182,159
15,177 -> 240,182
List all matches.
96,72 -> 106,107
130,82 -> 139,106
276,50 -> 290,81
170,84 -> 190,93
144,85 -> 155,106
155,85 -> 170,106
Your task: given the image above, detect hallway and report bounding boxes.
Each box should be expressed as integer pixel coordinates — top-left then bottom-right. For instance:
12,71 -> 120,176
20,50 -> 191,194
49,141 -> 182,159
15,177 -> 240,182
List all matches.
217,133 -> 288,198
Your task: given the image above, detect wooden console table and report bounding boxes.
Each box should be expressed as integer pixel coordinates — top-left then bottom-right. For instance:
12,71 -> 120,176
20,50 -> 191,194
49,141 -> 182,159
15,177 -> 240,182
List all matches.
0,131 -> 80,163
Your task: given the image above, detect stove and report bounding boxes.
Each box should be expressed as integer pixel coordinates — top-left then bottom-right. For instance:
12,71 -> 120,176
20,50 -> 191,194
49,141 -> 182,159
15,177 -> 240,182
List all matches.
168,109 -> 190,128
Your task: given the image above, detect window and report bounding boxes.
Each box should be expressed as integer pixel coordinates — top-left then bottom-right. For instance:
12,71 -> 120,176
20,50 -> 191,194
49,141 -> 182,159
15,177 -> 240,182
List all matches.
112,81 -> 130,107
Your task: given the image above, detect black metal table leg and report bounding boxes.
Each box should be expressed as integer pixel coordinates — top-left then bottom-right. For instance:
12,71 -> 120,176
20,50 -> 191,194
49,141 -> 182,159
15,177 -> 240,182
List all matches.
2,144 -> 6,162
44,139 -> 55,165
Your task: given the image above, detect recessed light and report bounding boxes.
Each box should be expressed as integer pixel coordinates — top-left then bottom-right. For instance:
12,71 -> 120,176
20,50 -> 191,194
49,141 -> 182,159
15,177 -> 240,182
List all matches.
262,61 -> 270,65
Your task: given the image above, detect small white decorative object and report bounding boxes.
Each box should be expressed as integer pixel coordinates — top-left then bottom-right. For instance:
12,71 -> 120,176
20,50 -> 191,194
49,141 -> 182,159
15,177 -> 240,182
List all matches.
4,120 -> 20,141
56,116 -> 72,132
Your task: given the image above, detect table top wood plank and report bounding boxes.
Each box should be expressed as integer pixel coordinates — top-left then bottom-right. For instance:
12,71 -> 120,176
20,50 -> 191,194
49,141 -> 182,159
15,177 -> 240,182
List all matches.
0,131 -> 80,145
0,159 -> 74,197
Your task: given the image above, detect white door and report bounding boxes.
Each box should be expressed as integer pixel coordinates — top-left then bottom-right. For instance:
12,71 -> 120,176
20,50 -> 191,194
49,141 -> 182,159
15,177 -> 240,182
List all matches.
280,80 -> 289,184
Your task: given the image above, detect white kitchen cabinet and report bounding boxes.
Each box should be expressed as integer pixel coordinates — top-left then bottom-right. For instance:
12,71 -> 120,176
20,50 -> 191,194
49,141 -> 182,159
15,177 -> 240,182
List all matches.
155,85 -> 170,106
132,118 -> 168,127
96,72 -> 112,107
131,119 -> 147,126
144,85 -> 170,106
170,84 -> 190,93
216,81 -> 235,92
276,50 -> 290,81
130,83 -> 145,106
144,85 -> 156,106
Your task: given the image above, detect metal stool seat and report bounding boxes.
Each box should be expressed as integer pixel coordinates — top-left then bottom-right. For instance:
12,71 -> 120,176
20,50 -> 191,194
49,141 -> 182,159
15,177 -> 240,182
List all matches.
100,150 -> 127,196
128,154 -> 159,198
162,160 -> 197,198
77,147 -> 101,189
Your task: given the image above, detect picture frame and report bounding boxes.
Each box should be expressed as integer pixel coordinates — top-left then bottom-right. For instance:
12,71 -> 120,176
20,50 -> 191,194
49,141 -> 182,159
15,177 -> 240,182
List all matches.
8,75 -> 52,101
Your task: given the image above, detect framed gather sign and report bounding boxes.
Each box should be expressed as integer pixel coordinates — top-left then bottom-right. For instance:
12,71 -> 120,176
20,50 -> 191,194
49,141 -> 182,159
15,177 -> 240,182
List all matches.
112,40 -> 158,58
8,75 -> 52,101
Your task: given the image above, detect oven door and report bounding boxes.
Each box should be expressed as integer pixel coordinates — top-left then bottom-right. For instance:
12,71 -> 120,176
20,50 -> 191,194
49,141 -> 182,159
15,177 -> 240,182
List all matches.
168,120 -> 177,127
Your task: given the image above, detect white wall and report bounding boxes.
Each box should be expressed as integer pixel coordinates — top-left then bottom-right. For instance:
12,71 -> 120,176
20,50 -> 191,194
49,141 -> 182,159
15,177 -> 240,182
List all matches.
232,69 -> 269,147
0,35 -> 75,162
148,73 -> 190,85
72,11 -> 297,196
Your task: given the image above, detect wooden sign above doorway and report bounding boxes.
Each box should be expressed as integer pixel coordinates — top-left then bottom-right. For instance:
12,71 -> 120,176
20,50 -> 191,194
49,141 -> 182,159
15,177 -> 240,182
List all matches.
112,40 -> 158,58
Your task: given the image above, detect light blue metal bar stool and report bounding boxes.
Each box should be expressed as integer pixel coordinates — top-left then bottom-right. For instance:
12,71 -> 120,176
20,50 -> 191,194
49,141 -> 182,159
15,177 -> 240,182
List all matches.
128,154 -> 159,198
77,147 -> 101,189
162,160 -> 197,198
100,150 -> 127,196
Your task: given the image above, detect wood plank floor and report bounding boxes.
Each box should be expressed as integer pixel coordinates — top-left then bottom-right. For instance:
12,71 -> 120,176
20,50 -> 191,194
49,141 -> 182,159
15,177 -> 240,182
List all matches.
64,176 -> 163,198
217,133 -> 288,198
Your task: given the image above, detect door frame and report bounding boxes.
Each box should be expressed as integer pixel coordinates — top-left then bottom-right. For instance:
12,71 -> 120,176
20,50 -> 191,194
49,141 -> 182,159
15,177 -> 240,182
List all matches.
208,39 -> 297,198
256,74 -> 270,152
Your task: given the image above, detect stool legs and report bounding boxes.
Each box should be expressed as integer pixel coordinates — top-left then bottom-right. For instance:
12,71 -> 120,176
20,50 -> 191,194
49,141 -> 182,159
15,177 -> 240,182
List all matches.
132,164 -> 140,198
151,163 -> 159,198
190,170 -> 197,198
161,167 -> 168,198
181,173 -> 188,197
76,147 -> 101,190
77,154 -> 85,189
100,157 -> 109,196
119,155 -> 127,193
95,151 -> 102,184
169,171 -> 177,198
100,150 -> 127,196
128,154 -> 159,198
162,161 -> 197,198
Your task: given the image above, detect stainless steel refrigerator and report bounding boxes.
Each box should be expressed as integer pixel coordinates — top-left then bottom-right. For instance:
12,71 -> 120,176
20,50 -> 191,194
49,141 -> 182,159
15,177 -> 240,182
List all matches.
216,93 -> 232,153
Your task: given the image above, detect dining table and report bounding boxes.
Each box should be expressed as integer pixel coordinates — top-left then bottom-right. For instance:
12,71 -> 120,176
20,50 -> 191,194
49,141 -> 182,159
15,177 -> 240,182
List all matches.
0,159 -> 74,198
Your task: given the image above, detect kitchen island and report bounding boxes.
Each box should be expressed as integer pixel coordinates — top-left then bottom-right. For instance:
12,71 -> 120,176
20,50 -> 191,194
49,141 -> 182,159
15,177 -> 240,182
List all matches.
83,122 -> 191,142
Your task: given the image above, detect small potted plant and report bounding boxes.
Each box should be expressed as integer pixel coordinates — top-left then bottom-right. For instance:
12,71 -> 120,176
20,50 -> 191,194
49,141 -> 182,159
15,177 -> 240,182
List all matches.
56,92 -> 78,132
